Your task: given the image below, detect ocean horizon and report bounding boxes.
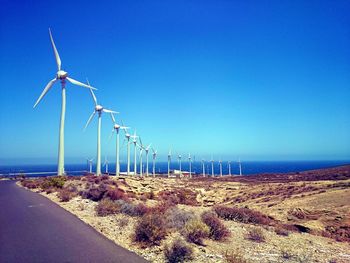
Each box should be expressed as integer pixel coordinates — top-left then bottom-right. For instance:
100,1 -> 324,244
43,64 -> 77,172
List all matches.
1,160 -> 349,177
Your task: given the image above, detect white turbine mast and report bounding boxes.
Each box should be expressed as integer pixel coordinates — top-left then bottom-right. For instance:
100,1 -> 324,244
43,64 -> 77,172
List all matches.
201,159 -> 206,177
130,130 -> 139,176
110,113 -> 129,176
238,158 -> 243,176
228,161 -> 232,176
137,137 -> 145,177
34,29 -> 96,176
178,154 -> 182,176
188,153 -> 192,179
144,142 -> 152,177
210,156 -> 215,177
84,81 -> 117,176
152,148 -> 157,177
103,156 -> 109,174
167,149 -> 172,178
122,123 -> 132,176
86,158 -> 94,173
219,159 -> 223,177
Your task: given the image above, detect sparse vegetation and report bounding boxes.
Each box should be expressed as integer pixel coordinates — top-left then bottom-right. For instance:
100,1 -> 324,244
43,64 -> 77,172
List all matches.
245,227 -> 265,242
96,199 -> 119,216
224,249 -> 248,263
134,213 -> 167,246
201,211 -> 230,241
182,218 -> 209,245
58,187 -> 76,202
165,206 -> 195,230
164,238 -> 193,263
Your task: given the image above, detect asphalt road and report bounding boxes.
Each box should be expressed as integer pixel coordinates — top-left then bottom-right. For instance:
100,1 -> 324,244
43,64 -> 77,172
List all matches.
0,180 -> 148,263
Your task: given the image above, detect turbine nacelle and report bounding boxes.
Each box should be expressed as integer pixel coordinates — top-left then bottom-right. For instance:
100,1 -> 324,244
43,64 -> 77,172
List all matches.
95,105 -> 103,111
114,124 -> 120,129
57,70 -> 68,79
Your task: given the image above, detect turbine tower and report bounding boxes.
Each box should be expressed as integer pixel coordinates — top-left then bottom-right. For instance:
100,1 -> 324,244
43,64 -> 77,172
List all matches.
137,137 -> 145,177
103,156 -> 109,174
238,158 -> 243,176
110,113 -> 128,176
219,159 -> 223,177
167,149 -> 171,177
228,161 -> 232,176
152,148 -> 157,177
144,143 -> 152,177
188,153 -> 192,179
210,156 -> 215,177
85,83 -> 117,176
122,126 -> 132,176
201,159 -> 205,177
87,158 -> 94,173
178,154 -> 182,176
34,29 -> 95,176
130,130 -> 138,175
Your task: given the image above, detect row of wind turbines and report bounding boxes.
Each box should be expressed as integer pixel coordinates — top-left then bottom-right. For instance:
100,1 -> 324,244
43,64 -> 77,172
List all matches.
34,29 -> 243,178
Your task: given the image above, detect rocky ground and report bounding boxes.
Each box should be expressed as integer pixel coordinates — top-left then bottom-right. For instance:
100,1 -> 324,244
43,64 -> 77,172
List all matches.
19,165 -> 350,263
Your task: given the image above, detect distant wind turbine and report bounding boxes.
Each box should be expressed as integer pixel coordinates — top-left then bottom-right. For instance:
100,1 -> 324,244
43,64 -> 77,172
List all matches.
87,158 -> 94,173
211,156 -> 215,177
84,82 -> 117,176
103,156 -> 109,174
201,159 -> 206,177
144,143 -> 152,177
122,125 -> 132,176
109,113 -> 128,176
130,130 -> 139,175
178,154 -> 182,176
167,149 -> 172,177
219,159 -> 223,177
238,158 -> 243,176
188,153 -> 192,179
34,29 -> 96,176
137,137 -> 144,177
152,148 -> 157,177
228,161 -> 232,176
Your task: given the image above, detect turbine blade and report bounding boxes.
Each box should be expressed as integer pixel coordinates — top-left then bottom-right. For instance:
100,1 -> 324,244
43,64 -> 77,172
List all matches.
103,108 -> 118,114
49,28 -> 61,71
110,112 -> 116,123
33,78 -> 57,108
66,77 -> 97,90
84,111 -> 96,130
108,129 -> 115,140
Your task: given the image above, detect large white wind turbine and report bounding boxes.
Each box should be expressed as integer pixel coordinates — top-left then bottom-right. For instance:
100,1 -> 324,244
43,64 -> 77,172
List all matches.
34,29 -> 96,176
144,143 -> 152,177
167,149 -> 171,177
110,113 -> 128,176
85,83 -> 117,176
152,148 -> 157,177
130,130 -> 138,176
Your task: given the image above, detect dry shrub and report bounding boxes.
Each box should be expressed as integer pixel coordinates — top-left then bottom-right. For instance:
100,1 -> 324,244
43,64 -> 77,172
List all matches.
134,213 -> 167,246
116,200 -> 150,217
80,183 -> 108,201
96,199 -> 119,216
201,211 -> 230,241
165,207 -> 195,230
21,179 -> 41,189
41,176 -> 66,190
105,187 -> 127,201
324,225 -> 350,242
182,218 -> 209,245
164,238 -> 193,263
275,226 -> 289,236
224,249 -> 248,263
58,188 -> 77,202
214,206 -> 272,225
245,227 -> 265,242
117,217 -> 129,228
158,189 -> 198,206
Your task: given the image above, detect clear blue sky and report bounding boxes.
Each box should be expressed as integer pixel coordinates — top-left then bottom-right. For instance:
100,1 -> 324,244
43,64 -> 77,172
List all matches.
0,0 -> 349,164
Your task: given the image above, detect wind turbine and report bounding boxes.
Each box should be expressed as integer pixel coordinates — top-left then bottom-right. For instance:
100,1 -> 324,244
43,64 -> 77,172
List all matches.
210,156 -> 215,177
238,158 -> 243,176
188,153 -> 192,179
33,29 -> 96,176
144,143 -> 152,177
103,156 -> 109,174
228,161 -> 232,176
122,125 -> 132,176
87,158 -> 94,173
201,159 -> 206,177
167,149 -> 172,177
219,159 -> 223,177
130,130 -> 139,175
110,113 -> 128,176
152,148 -> 157,177
84,82 -> 117,176
178,154 -> 182,176
137,137 -> 145,177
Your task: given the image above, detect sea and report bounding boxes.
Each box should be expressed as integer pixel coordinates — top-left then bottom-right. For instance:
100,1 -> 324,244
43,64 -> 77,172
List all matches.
0,160 -> 349,177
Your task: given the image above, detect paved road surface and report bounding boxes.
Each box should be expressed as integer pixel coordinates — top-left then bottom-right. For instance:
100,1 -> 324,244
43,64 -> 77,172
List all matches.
0,180 -> 148,263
